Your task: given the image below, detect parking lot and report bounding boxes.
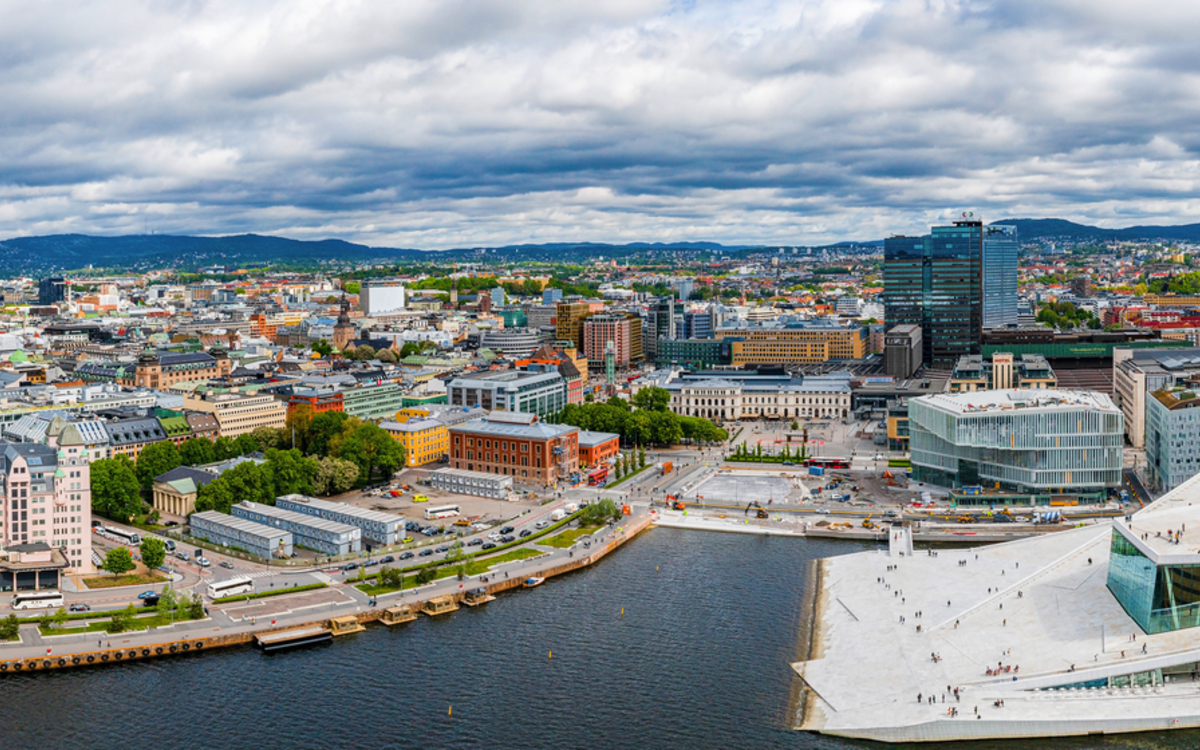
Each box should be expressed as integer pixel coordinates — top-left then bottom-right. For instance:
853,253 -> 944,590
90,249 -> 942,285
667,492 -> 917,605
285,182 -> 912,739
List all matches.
682,473 -> 800,505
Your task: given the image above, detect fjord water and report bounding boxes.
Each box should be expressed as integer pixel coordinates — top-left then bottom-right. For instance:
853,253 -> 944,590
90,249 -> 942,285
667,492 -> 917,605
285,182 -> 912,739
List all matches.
1,530 -> 1197,750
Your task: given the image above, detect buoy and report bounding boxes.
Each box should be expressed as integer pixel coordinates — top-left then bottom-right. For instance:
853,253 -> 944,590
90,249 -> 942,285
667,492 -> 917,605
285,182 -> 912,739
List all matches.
549,650 -> 552,659
621,607 -> 624,617
448,706 -> 452,716
656,565 -> 659,572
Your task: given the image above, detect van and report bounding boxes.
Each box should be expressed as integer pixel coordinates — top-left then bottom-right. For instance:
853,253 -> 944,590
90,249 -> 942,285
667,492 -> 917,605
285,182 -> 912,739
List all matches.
535,520 -> 550,530
550,509 -> 566,522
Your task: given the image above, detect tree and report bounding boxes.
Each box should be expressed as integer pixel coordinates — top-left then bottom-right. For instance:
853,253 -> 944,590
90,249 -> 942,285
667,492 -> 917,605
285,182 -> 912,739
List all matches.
179,437 -> 215,466
0,614 -> 19,641
252,426 -> 286,451
399,341 -> 421,358
376,348 -> 397,364
632,386 -> 671,412
334,423 -> 405,484
156,584 -> 177,619
212,435 -> 238,461
40,606 -> 68,632
355,345 -> 376,361
140,536 -> 166,572
266,448 -> 318,496
103,547 -> 135,577
311,339 -> 333,356
580,498 -> 621,526
135,440 -> 182,493
344,281 -> 360,295
285,403 -> 315,452
91,456 -> 143,520
379,567 -> 403,590
649,411 -> 682,446
221,461 -> 275,504
233,433 -> 261,456
307,412 -> 351,457
312,456 -> 361,495
624,411 -> 652,446
194,477 -> 235,515
185,593 -> 205,620
415,564 -> 438,585
106,605 -> 137,634
638,446 -> 646,469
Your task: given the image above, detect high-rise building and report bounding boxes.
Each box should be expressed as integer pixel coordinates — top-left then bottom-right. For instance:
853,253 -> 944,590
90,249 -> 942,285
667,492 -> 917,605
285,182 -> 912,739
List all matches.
38,276 -> 67,307
359,281 -> 406,316
583,314 -> 639,374
983,225 -> 1019,329
646,296 -> 678,360
542,288 -> 563,305
555,302 -> 592,350
884,219 -> 984,367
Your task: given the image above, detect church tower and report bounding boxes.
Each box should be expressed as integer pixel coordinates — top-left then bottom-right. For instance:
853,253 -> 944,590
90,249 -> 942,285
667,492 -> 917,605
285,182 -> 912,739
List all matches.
333,296 -> 354,352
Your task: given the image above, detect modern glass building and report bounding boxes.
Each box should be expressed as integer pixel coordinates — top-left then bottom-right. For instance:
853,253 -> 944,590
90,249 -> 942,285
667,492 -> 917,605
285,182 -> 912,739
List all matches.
884,219 -> 985,366
909,389 -> 1123,500
1145,385 -> 1200,492
1108,512 -> 1200,634
982,225 -> 1019,329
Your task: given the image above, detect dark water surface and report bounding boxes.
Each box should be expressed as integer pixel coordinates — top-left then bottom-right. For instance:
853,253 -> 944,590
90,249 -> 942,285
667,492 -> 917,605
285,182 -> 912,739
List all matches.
1,530 -> 1198,749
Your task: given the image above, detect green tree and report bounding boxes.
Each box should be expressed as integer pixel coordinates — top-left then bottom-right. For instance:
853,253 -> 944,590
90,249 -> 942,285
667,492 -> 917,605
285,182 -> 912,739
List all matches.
415,564 -> 438,585
580,498 -> 621,526
0,614 -> 19,640
212,435 -> 238,461
312,456 -> 361,495
638,446 -> 646,469
185,593 -> 205,619
91,456 -> 142,520
252,426 -> 286,451
355,345 -> 376,361
179,437 -> 215,466
266,448 -> 318,496
233,433 -> 261,456
106,604 -> 137,633
103,547 -> 135,577
632,386 -> 671,412
194,477 -> 235,514
156,584 -> 177,619
40,607 -> 68,631
650,412 -> 682,446
343,281 -> 361,295
379,567 -> 403,590
140,536 -> 166,571
135,440 -> 182,493
376,348 -> 397,364
624,411 -> 652,445
399,341 -> 421,358
307,412 -> 351,456
334,423 -> 405,484
312,339 -> 333,356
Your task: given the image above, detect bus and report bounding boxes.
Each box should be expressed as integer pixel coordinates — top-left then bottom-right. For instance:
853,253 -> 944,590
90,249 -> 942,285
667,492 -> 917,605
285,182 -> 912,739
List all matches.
424,504 -> 461,520
207,575 -> 254,600
11,591 -> 64,610
104,525 -> 141,546
587,465 -> 609,486
804,457 -> 851,470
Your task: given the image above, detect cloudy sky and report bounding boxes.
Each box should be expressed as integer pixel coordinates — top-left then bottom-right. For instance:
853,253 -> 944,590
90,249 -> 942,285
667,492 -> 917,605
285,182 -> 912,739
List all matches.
2,0 -> 1199,248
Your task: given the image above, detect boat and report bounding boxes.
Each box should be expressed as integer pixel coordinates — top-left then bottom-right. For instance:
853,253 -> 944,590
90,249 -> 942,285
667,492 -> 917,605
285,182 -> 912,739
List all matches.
522,577 -> 545,588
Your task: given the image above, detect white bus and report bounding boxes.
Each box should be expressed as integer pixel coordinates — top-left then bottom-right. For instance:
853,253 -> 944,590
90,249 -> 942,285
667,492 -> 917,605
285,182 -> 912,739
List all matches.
424,504 -> 460,520
11,591 -> 65,610
104,526 -> 141,546
207,575 -> 253,600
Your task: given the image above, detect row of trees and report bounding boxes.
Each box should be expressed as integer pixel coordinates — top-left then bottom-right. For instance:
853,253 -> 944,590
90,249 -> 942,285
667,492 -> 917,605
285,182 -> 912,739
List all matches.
92,409 -> 405,521
547,387 -> 728,447
613,449 -> 646,480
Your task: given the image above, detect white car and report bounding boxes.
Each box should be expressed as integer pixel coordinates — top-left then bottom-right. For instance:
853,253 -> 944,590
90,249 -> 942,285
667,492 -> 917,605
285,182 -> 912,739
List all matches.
196,557 -> 211,567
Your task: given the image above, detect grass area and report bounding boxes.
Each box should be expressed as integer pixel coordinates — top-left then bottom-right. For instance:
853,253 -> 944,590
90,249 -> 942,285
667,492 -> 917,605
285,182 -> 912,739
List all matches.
82,573 -> 169,589
213,582 -> 328,604
356,547 -> 547,595
605,464 -> 650,489
37,608 -> 199,635
730,427 -> 744,444
888,458 -> 912,468
542,525 -> 601,548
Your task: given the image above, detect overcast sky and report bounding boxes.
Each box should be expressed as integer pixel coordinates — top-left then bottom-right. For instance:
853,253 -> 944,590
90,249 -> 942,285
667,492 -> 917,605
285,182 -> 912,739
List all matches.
2,0 -> 1199,248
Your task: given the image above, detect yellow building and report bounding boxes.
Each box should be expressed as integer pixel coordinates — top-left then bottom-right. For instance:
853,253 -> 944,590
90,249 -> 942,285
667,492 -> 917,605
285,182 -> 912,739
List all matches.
717,320 -> 865,365
382,417 -> 449,466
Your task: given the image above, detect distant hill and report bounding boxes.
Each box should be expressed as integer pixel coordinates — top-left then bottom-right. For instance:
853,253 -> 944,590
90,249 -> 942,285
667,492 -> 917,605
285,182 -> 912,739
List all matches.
992,218 -> 1200,243
0,233 -> 744,274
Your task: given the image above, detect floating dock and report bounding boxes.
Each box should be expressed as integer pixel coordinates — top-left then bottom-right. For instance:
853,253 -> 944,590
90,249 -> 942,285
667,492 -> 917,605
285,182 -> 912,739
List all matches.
255,626 -> 332,652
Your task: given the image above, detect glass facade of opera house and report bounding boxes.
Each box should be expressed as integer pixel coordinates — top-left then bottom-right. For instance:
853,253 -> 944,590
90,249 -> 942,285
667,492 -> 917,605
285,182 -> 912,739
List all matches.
1108,529 -> 1200,634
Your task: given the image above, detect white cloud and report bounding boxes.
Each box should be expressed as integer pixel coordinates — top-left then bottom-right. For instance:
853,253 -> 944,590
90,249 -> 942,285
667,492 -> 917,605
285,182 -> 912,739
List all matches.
0,0 -> 1199,248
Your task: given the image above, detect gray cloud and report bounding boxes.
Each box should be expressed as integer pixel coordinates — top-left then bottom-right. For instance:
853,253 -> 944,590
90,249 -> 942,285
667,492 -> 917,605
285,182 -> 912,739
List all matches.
1,0 -> 1199,248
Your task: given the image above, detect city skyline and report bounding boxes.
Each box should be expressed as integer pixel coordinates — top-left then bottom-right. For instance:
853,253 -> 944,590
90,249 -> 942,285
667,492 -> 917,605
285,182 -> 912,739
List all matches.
2,2 -> 1200,249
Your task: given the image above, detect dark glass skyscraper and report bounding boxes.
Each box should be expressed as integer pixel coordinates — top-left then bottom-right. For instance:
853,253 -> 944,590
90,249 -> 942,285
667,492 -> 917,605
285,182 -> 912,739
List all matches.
982,224 -> 1019,329
884,220 -> 983,367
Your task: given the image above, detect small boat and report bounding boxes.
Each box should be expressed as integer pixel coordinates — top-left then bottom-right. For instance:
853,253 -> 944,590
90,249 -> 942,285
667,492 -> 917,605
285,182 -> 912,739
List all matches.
523,577 -> 545,588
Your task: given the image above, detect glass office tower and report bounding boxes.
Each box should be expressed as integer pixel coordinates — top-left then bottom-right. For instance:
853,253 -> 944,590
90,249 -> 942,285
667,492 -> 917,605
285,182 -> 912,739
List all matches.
884,220 -> 984,367
982,224 -> 1019,329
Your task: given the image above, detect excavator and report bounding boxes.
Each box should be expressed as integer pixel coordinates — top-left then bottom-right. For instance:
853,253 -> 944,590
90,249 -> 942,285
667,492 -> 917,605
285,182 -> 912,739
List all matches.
666,494 -> 686,511
745,500 -> 769,519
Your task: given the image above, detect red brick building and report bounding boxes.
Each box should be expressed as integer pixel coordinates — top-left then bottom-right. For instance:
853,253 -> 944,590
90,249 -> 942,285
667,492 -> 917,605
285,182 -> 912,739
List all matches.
577,430 -> 620,467
449,411 -> 579,486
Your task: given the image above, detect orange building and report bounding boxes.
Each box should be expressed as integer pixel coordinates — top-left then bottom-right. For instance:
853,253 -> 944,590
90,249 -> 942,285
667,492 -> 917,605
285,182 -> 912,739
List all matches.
578,430 -> 620,467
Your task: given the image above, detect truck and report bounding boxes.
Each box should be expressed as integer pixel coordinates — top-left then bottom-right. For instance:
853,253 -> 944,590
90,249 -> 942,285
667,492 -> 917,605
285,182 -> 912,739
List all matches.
550,509 -> 567,522
564,502 -> 579,514
660,461 -> 673,475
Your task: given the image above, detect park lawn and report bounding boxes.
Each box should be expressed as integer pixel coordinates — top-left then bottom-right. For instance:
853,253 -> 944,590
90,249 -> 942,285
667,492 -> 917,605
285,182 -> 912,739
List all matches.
38,608 -> 199,636
356,548 -> 546,595
82,573 -> 170,589
542,525 -> 602,548
463,547 -> 543,575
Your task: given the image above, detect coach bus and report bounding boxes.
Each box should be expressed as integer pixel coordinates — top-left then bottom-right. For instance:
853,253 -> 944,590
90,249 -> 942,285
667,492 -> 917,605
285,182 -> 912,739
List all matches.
804,457 -> 851,470
11,591 -> 65,610
207,575 -> 254,600
424,504 -> 461,520
104,526 -> 142,546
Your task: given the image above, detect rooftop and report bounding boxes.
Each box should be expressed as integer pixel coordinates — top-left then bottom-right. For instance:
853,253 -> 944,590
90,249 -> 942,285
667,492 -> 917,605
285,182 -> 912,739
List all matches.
918,389 -> 1118,415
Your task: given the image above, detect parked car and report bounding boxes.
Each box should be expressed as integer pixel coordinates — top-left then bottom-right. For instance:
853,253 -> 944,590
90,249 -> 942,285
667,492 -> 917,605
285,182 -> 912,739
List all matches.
68,603 -> 91,613
163,521 -> 179,527
413,494 -> 429,503
467,538 -> 483,546
380,555 -> 395,564
363,559 -> 379,567
499,526 -> 514,534
405,521 -> 422,532
399,551 -> 415,560
342,562 -> 358,571
218,561 -> 234,569
137,590 -> 157,600
402,536 -> 414,544
519,529 -> 532,538
196,557 -> 211,567
419,549 -> 434,557
435,545 -> 449,553
176,552 -> 190,562
481,542 -> 497,550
